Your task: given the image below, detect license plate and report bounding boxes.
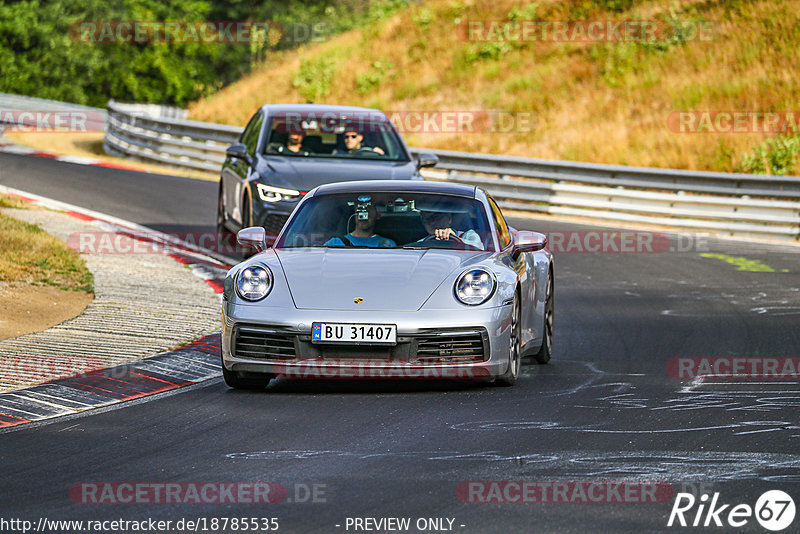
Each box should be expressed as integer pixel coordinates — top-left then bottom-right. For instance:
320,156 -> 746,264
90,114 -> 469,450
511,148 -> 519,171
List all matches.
312,323 -> 397,345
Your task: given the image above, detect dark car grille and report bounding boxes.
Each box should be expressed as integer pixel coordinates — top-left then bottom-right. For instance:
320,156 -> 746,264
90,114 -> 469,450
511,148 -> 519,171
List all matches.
415,332 -> 486,362
234,328 -> 297,360
263,213 -> 289,236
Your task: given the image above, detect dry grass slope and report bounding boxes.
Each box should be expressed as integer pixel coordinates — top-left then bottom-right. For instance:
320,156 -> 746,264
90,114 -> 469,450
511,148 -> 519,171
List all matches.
188,0 -> 800,175
0,196 -> 93,293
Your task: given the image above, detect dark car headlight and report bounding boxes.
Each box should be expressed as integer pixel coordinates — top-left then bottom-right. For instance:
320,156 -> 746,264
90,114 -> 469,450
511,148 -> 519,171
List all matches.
236,263 -> 273,301
454,268 -> 496,305
256,183 -> 303,202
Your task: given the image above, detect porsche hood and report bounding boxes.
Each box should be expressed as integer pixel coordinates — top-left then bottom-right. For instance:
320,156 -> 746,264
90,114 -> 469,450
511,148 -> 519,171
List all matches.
275,249 -> 487,311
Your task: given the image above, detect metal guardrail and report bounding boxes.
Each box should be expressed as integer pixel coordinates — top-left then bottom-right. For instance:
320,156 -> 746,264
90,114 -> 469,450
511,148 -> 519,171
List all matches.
104,100 -> 800,241
0,92 -> 108,132
104,100 -> 234,172
0,92 -> 107,117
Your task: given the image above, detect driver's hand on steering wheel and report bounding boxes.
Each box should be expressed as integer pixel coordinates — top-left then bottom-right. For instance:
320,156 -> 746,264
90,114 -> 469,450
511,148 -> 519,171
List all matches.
434,227 -> 456,240
372,146 -> 385,155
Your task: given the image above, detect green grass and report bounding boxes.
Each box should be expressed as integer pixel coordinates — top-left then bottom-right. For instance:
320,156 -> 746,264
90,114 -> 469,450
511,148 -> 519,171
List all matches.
189,0 -> 800,175
739,135 -> 800,175
0,196 -> 94,293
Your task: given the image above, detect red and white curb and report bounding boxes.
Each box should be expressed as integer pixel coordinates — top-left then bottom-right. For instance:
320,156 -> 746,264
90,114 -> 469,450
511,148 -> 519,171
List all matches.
0,334 -> 223,430
0,184 -> 234,293
0,185 -> 237,430
0,140 -> 152,173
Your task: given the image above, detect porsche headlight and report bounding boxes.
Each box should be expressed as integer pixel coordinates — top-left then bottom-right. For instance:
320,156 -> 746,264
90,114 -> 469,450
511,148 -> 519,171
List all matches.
455,268 -> 496,305
236,263 -> 272,301
256,183 -> 303,202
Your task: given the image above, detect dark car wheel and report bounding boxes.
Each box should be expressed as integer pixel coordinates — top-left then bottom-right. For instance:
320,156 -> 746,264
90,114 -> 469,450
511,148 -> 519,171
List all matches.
216,187 -> 236,253
239,192 -> 258,258
242,191 -> 252,228
533,272 -> 553,364
222,365 -> 273,390
495,293 -> 521,386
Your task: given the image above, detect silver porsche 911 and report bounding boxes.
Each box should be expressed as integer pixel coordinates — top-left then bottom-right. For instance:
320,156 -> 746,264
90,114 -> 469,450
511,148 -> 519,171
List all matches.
221,180 -> 553,388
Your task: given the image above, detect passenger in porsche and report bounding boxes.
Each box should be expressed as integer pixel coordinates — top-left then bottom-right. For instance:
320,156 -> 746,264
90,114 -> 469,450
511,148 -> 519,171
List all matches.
324,196 -> 396,248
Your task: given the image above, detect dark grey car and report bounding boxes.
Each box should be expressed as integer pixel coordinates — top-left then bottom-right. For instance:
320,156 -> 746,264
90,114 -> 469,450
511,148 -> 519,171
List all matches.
217,104 -> 439,244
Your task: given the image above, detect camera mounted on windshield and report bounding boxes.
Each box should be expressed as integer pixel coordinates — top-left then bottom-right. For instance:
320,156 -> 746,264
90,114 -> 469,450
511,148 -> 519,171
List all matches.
356,195 -> 373,220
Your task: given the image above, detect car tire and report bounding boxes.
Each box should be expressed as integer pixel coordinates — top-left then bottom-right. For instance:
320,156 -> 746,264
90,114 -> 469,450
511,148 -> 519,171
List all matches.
216,187 -> 235,254
533,272 -> 553,364
242,191 -> 252,228
222,365 -> 273,390
495,292 -> 521,386
240,191 -> 257,259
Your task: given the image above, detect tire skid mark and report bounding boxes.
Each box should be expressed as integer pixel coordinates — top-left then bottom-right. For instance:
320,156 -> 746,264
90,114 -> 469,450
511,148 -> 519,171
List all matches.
223,449 -> 800,482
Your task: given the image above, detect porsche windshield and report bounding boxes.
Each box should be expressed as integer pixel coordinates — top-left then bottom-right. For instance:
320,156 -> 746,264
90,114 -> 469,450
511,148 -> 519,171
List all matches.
276,192 -> 495,252
264,112 -> 409,162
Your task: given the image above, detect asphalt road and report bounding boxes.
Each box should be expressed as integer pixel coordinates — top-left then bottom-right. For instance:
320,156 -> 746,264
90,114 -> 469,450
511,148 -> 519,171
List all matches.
2,152 -> 800,533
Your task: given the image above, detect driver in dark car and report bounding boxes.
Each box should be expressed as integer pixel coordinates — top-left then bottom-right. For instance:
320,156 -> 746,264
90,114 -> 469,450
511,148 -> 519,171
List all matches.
335,128 -> 385,155
417,210 -> 483,250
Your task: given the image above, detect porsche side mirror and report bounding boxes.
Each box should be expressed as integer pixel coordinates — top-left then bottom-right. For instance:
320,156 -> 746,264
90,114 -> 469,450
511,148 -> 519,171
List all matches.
512,231 -> 547,257
416,153 -> 439,169
237,226 -> 267,252
226,143 -> 253,165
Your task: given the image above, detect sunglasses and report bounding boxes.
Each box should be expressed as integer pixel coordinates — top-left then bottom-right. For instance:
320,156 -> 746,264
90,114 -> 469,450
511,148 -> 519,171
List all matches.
344,133 -> 360,139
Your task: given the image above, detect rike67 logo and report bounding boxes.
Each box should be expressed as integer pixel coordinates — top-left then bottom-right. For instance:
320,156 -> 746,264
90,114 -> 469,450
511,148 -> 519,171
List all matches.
668,490 -> 795,531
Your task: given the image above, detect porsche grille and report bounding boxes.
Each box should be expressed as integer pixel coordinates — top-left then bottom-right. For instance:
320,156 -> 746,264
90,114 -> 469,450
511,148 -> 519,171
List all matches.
234,329 -> 296,360
416,333 -> 485,362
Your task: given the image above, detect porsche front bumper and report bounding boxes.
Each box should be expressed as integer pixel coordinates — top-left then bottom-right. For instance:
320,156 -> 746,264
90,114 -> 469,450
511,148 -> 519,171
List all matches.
221,301 -> 514,381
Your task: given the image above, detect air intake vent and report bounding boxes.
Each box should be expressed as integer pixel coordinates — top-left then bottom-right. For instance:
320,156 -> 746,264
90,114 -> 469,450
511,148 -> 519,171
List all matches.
416,333 -> 485,362
234,328 -> 296,360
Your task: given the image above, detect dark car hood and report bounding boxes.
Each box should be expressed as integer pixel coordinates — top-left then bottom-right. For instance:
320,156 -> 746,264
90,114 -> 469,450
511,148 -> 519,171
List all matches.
275,248 -> 486,311
257,157 -> 416,191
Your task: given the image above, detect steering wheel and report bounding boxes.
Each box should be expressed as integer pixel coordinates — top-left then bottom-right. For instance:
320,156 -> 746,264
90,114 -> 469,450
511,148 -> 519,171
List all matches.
421,232 -> 465,244
352,147 -> 383,157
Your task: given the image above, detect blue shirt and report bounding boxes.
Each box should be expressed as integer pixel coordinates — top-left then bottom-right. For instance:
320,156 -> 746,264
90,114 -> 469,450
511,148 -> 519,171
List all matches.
324,234 -> 397,248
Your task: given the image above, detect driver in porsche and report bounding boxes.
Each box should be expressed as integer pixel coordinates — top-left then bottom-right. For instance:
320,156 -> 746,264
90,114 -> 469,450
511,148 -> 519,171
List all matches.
418,210 -> 484,250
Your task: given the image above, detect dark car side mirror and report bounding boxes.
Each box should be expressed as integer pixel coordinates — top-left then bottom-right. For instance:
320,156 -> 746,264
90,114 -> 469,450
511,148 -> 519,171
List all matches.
416,153 -> 439,169
512,231 -> 547,258
226,143 -> 253,165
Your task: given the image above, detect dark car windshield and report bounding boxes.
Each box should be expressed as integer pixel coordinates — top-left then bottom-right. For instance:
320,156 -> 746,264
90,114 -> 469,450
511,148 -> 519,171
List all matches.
263,111 -> 409,162
275,192 -> 495,252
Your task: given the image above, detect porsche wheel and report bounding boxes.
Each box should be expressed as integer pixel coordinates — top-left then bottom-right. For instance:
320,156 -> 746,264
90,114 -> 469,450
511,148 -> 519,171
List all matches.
495,293 -> 521,386
534,272 -> 553,364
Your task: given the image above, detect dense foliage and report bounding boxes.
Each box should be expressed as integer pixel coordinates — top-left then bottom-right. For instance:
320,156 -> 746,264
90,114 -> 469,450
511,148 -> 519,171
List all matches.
0,0 -> 385,106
